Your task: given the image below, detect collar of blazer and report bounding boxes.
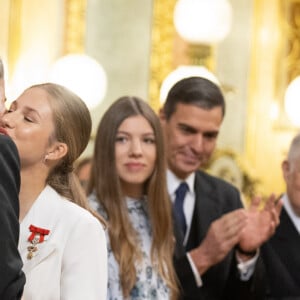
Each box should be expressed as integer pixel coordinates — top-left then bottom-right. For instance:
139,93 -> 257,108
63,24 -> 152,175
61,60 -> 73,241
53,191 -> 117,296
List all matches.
19,185 -> 61,273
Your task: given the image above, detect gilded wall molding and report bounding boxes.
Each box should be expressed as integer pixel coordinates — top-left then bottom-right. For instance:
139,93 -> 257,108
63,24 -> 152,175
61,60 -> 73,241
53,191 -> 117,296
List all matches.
245,0 -> 295,195
149,0 -> 177,112
64,0 -> 86,54
273,0 -> 300,128
7,0 -> 22,81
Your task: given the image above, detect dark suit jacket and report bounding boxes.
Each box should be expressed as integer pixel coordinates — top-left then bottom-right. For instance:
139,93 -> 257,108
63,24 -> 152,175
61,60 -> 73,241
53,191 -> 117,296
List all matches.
174,170 -> 265,300
261,205 -> 300,299
0,135 -> 25,299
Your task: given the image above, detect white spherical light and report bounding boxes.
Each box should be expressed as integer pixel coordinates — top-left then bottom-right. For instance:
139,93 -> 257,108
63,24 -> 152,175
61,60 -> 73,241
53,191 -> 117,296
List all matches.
48,54 -> 107,110
174,0 -> 232,44
160,65 -> 220,104
284,76 -> 300,126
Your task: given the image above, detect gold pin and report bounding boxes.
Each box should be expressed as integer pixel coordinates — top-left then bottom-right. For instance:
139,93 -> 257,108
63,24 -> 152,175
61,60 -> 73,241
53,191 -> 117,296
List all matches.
27,240 -> 38,260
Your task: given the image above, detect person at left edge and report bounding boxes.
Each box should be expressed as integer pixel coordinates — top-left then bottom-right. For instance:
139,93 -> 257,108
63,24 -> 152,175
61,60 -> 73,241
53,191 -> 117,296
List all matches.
0,57 -> 25,300
0,134 -> 26,299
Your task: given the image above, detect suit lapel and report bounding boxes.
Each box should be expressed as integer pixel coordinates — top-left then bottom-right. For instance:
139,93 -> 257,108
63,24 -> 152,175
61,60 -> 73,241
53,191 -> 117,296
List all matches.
186,171 -> 220,250
20,239 -> 56,274
19,186 -> 60,273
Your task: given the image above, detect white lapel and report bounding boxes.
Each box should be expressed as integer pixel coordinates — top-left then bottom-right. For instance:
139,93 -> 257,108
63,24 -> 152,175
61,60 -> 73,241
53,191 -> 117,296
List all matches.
19,185 -> 61,273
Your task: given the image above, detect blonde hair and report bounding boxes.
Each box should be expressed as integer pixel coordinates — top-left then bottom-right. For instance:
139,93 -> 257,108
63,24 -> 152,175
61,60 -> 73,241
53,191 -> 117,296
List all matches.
88,96 -> 178,298
29,83 -> 105,225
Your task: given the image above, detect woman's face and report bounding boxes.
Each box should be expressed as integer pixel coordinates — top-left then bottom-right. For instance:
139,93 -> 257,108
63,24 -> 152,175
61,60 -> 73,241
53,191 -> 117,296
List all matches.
115,115 -> 156,198
0,87 -> 56,168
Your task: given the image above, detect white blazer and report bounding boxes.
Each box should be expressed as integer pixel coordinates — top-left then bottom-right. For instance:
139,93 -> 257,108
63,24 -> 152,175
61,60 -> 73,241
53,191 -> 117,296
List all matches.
19,185 -> 107,300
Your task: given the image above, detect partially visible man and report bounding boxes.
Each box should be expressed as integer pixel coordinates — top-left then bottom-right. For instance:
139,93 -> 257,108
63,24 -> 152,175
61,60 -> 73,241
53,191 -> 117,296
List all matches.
261,133 -> 300,298
74,157 -> 92,193
0,58 -> 25,299
159,76 -> 281,300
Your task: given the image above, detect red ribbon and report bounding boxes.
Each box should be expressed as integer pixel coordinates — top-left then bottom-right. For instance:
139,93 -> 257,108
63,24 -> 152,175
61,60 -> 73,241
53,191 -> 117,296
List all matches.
28,225 -> 50,243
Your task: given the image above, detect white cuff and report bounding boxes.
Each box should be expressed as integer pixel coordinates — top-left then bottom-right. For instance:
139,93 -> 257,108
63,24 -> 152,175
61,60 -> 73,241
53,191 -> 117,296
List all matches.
187,253 -> 203,287
236,249 -> 259,281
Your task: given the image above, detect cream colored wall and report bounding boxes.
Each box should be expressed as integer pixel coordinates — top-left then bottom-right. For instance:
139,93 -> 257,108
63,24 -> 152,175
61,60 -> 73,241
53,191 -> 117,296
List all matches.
85,0 -> 153,136
216,0 -> 253,153
84,0 -> 153,155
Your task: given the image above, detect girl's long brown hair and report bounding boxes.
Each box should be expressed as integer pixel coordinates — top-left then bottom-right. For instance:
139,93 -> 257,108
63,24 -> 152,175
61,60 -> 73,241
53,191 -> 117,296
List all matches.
88,96 -> 178,298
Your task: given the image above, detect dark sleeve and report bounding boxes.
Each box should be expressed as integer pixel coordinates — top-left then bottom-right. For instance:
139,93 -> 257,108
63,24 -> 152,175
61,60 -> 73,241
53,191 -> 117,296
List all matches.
0,135 -> 25,299
223,253 -> 266,300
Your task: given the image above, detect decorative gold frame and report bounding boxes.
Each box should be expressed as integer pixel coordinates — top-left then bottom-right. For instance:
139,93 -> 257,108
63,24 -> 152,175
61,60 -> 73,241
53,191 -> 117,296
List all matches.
148,0 -> 177,112
7,0 -> 22,81
273,0 -> 300,129
63,0 -> 86,54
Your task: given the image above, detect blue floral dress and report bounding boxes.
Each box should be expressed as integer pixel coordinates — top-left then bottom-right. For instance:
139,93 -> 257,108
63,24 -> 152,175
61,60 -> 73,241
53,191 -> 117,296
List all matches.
89,193 -> 170,300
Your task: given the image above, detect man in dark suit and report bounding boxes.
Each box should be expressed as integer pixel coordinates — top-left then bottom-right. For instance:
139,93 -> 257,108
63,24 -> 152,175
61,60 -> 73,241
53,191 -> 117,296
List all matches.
0,134 -> 25,299
159,76 -> 281,299
0,58 -> 25,299
261,133 -> 300,299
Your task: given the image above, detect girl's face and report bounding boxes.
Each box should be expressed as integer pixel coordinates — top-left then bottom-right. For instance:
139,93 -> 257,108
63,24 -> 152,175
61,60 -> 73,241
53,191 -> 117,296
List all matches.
115,115 -> 156,198
0,87 -> 56,168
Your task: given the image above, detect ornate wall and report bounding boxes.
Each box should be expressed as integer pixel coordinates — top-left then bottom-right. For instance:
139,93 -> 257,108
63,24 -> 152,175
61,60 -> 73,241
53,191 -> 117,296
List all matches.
2,0 -> 300,196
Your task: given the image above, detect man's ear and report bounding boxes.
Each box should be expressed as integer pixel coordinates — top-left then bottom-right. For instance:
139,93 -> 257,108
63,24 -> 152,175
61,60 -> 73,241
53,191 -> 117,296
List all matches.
45,142 -> 68,162
282,160 -> 290,181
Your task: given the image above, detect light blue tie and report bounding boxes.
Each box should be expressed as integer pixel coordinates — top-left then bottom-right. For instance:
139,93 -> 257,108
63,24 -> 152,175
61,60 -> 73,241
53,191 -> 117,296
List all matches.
174,182 -> 189,236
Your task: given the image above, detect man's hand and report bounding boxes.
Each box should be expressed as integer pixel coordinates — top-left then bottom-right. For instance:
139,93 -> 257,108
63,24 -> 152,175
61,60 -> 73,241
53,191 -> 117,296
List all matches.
238,194 -> 282,254
189,209 -> 248,275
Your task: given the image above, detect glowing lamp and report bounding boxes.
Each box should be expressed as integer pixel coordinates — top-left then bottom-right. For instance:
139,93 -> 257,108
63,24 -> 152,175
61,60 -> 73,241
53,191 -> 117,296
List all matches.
48,54 -> 107,109
174,0 -> 233,44
284,76 -> 300,126
160,65 -> 220,104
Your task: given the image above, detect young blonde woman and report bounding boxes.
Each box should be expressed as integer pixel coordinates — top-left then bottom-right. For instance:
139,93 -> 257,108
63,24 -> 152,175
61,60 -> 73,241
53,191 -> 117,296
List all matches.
88,96 -> 178,299
0,83 -> 107,300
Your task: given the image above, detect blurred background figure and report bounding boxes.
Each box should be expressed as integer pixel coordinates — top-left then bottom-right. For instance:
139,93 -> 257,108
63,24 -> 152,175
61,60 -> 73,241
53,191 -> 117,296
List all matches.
75,156 -> 92,192
261,133 -> 300,298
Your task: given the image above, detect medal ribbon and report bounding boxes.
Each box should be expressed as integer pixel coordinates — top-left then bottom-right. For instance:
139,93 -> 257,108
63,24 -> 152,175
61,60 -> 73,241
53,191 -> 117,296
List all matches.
28,225 -> 50,243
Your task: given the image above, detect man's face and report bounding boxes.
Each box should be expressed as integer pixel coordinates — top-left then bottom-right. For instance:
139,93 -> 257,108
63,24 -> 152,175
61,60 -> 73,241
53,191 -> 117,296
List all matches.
0,78 -> 6,117
160,102 -> 223,179
282,159 -> 300,216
